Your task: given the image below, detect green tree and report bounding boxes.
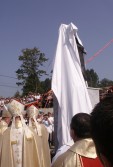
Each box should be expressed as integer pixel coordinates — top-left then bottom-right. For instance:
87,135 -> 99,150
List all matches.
40,78 -> 51,93
86,69 -> 99,87
16,47 -> 48,95
14,91 -> 21,98
99,78 -> 113,87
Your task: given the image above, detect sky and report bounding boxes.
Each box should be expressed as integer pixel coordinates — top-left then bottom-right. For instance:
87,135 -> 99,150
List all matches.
0,0 -> 113,97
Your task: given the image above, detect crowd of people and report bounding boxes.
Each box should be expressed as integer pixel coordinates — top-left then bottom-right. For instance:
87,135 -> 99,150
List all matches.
0,90 -> 53,115
0,92 -> 113,167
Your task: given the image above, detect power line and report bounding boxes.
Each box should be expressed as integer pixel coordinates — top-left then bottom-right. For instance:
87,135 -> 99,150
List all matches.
85,39 -> 113,64
0,82 -> 16,85
0,85 -> 18,89
0,74 -> 17,79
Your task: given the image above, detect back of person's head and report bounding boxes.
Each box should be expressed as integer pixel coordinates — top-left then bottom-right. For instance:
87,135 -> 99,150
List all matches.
70,113 -> 91,139
91,94 -> 113,166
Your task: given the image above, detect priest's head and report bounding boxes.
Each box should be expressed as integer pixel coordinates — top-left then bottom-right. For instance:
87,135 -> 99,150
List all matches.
2,104 -> 12,125
7,99 -> 26,127
26,104 -> 39,120
70,113 -> 91,142
7,99 -> 25,117
91,94 -> 113,167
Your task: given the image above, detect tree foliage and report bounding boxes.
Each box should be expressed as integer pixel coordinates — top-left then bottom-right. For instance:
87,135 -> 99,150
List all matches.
14,91 -> 21,98
86,69 -> 99,87
86,69 -> 113,88
16,47 -> 48,95
99,78 -> 113,87
40,78 -> 51,93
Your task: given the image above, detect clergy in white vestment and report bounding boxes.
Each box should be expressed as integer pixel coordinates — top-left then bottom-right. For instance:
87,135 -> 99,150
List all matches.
51,139 -> 74,165
52,23 -> 92,148
26,104 -> 51,167
0,99 -> 42,167
0,104 -> 11,134
0,104 -> 12,157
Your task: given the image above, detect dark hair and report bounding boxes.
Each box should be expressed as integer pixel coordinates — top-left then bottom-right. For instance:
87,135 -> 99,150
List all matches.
70,113 -> 91,138
91,94 -> 113,165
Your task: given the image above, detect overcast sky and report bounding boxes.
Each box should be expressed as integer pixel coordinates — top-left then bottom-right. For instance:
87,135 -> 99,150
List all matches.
0,0 -> 113,97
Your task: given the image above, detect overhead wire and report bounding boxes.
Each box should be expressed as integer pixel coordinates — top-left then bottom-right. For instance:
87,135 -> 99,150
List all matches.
0,74 -> 17,79
0,85 -> 18,89
0,74 -> 18,89
85,39 -> 113,64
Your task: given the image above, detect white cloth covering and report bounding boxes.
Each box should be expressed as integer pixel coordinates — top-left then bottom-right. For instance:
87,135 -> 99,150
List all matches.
52,23 -> 92,147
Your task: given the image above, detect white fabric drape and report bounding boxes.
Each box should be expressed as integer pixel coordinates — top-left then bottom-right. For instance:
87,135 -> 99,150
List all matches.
52,23 -> 92,147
